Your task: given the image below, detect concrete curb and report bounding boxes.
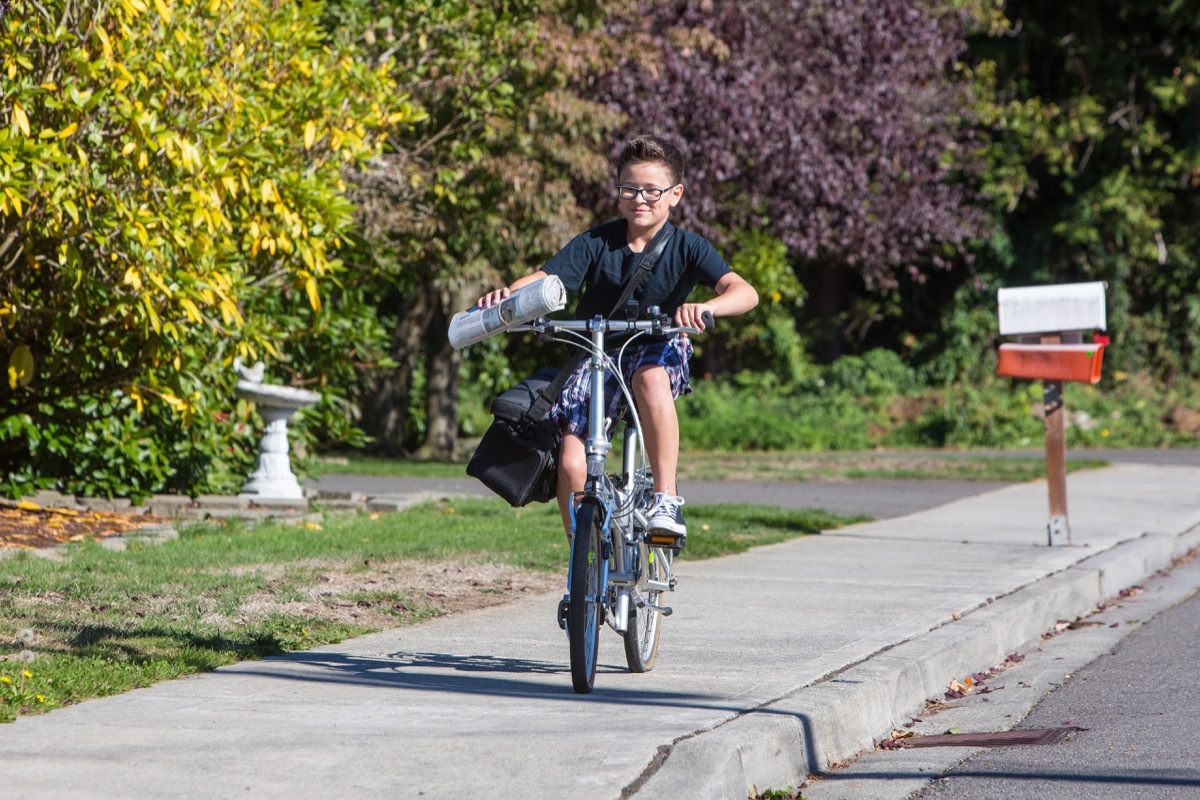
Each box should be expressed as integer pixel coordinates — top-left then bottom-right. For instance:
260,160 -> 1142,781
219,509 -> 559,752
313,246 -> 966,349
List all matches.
630,525 -> 1200,799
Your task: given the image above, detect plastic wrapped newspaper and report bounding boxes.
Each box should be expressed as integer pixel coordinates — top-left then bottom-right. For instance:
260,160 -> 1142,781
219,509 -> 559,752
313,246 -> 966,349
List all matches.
448,275 -> 568,350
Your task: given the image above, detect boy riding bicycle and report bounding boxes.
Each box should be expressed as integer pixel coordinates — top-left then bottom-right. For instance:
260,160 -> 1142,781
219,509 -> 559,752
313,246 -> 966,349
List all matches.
476,135 -> 759,547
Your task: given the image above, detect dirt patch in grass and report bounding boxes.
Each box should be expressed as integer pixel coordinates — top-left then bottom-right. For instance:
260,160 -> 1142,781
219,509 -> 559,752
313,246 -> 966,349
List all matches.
10,560 -> 560,635
680,449 -> 1079,483
1167,405 -> 1200,436
214,558 -> 562,630
683,451 -> 1003,481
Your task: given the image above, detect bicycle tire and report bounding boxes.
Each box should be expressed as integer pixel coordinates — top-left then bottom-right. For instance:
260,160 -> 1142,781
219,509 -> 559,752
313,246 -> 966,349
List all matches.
568,502 -> 603,694
623,543 -> 663,672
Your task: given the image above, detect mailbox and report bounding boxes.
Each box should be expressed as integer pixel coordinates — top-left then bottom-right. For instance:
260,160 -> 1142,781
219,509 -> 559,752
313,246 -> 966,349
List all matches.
995,281 -> 1108,547
997,282 -> 1106,336
996,282 -> 1107,384
997,342 -> 1106,384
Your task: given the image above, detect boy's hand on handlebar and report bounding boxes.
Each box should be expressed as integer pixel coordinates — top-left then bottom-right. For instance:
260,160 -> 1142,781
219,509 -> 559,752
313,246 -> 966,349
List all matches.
477,287 -> 511,309
674,303 -> 715,331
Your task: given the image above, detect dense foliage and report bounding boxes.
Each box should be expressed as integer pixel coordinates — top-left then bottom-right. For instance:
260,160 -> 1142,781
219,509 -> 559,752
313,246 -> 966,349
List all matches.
0,0 -> 412,498
575,0 -> 990,366
679,351 -> 1200,452
3,1 -> 1199,500
965,0 -> 1200,381
325,0 -> 621,458
593,0 -> 987,291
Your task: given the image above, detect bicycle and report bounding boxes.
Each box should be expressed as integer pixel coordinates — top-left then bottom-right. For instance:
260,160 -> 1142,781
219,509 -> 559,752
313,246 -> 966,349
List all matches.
511,306 -> 714,694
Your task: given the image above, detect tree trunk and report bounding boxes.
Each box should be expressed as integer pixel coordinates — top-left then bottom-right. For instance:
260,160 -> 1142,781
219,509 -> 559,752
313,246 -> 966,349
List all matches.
420,335 -> 460,461
416,284 -> 478,461
803,260 -> 850,364
360,285 -> 436,456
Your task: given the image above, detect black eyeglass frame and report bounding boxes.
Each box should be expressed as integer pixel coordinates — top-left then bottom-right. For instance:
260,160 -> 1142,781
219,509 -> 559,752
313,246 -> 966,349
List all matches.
615,184 -> 680,203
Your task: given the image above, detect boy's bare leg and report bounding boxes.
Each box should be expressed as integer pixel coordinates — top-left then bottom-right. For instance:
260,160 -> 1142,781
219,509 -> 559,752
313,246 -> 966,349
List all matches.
632,366 -> 679,496
557,433 -> 587,536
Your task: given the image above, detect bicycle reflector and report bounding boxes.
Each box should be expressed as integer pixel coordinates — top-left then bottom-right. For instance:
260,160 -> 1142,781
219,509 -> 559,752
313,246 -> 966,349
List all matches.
646,532 -> 682,548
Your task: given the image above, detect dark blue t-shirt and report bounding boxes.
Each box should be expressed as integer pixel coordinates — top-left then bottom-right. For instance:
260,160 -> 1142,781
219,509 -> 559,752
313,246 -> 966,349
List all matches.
540,220 -> 730,320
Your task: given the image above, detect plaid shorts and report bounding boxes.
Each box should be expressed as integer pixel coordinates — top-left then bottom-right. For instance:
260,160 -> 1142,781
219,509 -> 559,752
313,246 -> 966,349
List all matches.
552,334 -> 694,439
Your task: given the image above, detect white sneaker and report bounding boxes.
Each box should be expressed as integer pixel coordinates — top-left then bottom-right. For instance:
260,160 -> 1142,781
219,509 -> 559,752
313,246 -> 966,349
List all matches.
646,493 -> 687,548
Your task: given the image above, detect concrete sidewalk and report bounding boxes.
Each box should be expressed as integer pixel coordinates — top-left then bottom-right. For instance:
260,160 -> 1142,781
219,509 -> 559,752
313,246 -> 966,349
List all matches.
2,463 -> 1199,800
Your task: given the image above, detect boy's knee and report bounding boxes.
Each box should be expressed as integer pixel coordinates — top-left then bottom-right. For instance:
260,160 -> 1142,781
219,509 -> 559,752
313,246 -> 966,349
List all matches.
558,435 -> 586,480
633,366 -> 670,394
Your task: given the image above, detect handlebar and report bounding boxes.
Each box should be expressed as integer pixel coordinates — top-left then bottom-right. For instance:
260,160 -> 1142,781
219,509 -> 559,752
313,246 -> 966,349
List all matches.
512,310 -> 715,337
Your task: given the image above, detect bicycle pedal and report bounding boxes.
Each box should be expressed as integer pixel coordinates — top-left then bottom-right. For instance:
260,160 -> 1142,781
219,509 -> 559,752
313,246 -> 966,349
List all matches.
557,597 -> 569,630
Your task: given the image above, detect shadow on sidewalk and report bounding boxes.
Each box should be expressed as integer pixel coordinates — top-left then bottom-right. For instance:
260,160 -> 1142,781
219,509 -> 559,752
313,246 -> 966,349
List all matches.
224,647 -> 721,705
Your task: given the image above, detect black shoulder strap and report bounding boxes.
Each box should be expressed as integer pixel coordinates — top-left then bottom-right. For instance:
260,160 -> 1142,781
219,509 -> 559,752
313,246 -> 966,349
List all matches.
526,350 -> 585,422
608,223 -> 674,319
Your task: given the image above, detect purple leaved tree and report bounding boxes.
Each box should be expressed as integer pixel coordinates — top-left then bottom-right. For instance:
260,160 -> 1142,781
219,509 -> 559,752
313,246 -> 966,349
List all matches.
588,0 -> 988,356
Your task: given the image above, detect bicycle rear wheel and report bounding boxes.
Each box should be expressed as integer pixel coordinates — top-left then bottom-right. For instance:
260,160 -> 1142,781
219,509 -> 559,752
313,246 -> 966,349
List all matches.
568,502 -> 603,694
623,543 -> 663,672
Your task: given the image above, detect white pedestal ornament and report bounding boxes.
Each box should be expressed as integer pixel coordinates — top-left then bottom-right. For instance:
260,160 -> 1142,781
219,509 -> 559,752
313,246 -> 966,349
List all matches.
234,359 -> 321,500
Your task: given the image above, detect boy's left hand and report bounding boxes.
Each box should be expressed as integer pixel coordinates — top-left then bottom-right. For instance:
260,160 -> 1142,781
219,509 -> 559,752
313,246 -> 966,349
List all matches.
675,303 -> 715,331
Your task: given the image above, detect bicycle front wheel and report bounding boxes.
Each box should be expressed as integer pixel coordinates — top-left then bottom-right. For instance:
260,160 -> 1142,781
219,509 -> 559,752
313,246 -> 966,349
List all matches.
568,502 -> 603,694
623,544 -> 663,672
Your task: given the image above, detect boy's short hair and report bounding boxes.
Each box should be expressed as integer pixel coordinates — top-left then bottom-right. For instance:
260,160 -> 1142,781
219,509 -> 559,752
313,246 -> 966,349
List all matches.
617,135 -> 685,186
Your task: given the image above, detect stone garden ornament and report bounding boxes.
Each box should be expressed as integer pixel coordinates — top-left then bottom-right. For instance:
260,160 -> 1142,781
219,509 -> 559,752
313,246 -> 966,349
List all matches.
234,358 -> 321,500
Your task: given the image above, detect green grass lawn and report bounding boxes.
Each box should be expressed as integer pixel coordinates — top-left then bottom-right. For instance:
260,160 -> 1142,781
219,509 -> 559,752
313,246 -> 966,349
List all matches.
305,448 -> 1107,483
0,497 -> 861,723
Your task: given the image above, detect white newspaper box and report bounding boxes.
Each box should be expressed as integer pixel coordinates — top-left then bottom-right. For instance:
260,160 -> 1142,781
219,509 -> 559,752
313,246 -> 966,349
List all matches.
997,281 -> 1107,336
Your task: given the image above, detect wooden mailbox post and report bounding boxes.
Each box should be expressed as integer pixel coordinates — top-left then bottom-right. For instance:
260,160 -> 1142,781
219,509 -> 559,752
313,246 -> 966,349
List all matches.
996,282 -> 1108,546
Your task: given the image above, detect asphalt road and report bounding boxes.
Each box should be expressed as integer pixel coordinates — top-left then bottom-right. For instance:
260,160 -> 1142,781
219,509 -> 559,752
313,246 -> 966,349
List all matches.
916,587 -> 1200,800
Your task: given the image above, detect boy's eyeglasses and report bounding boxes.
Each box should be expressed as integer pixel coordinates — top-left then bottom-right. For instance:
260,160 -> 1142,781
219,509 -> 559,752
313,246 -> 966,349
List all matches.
616,184 -> 678,203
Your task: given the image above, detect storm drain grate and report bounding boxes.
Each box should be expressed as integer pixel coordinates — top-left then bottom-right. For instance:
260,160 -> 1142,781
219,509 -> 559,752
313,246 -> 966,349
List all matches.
903,727 -> 1085,748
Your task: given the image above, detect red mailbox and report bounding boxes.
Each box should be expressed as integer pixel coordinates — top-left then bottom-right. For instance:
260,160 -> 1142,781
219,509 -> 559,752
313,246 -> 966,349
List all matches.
996,342 -> 1106,384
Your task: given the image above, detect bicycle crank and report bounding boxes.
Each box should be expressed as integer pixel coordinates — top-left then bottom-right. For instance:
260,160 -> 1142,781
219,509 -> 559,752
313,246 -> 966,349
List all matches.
637,599 -> 673,616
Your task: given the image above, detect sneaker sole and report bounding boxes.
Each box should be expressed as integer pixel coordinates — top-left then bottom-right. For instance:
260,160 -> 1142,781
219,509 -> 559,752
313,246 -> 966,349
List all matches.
647,521 -> 687,536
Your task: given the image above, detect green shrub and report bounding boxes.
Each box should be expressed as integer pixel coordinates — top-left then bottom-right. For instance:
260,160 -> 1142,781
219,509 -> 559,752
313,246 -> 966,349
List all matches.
0,0 -> 417,498
680,370 -> 1200,453
680,382 -> 874,451
822,348 -> 919,397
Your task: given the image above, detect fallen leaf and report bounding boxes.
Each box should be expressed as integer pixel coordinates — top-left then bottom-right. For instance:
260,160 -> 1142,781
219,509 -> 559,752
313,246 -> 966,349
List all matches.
0,500 -> 166,549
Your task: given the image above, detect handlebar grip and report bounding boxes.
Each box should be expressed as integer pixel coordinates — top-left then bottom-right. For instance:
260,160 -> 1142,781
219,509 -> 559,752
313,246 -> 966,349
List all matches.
701,310 -> 716,331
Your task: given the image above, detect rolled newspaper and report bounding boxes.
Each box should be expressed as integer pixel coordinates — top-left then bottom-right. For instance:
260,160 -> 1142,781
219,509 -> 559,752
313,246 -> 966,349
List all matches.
448,275 -> 568,350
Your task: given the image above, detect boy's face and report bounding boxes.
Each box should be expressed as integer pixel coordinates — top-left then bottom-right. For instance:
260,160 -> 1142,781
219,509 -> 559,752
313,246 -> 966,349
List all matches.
617,161 -> 683,234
